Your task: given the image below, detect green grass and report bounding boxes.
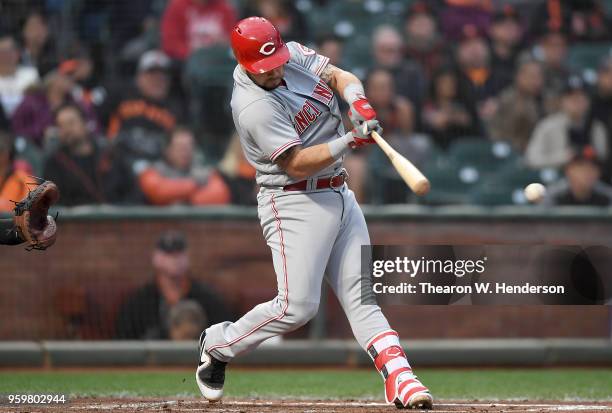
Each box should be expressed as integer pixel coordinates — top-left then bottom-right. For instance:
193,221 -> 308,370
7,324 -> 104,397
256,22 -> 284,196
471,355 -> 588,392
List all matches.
0,368 -> 611,400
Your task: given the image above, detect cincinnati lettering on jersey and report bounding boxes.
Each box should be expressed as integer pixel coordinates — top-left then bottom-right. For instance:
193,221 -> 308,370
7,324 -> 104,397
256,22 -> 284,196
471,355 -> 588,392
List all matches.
291,81 -> 333,135
312,80 -> 333,105
293,100 -> 322,135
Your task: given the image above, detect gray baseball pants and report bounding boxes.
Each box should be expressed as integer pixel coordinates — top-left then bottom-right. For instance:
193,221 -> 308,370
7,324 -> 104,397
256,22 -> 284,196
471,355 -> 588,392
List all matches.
205,184 -> 391,362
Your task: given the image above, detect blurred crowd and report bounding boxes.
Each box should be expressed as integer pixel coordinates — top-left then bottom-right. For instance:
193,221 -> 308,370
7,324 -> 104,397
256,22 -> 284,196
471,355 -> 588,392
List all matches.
0,0 -> 612,208
53,228 -> 234,340
114,230 -> 232,340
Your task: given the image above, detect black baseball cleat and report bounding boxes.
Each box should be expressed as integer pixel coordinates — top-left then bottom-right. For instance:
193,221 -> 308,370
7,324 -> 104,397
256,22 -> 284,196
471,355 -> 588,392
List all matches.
195,331 -> 227,402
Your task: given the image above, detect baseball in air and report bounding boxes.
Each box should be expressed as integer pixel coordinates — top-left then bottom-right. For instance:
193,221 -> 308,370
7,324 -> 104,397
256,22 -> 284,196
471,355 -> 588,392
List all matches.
524,183 -> 546,203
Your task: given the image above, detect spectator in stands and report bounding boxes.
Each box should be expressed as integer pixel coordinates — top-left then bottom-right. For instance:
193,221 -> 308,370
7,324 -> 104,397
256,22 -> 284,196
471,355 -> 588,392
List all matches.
105,50 -> 180,162
138,127 -> 230,206
242,0 -> 310,43
534,30 -> 570,113
161,0 -> 237,61
100,51 -> 180,205
592,56 -> 612,178
115,231 -> 232,339
530,0 -> 611,42
544,146 -> 612,206
371,25 -> 426,108
366,68 -> 415,137
0,34 -> 39,118
59,51 -> 108,119
592,56 -> 612,138
20,11 -> 57,77
168,300 -> 207,340
564,0 -> 611,42
488,5 -> 524,86
529,0 -> 569,38
439,0 -> 492,41
0,1 -> 43,36
11,71 -> 82,146
316,34 -> 343,67
365,68 -> 433,204
116,16 -> 161,79
0,131 -> 29,212
592,57 -> 612,183
422,66 -> 479,149
489,57 -> 544,152
454,24 -> 511,126
43,104 -> 109,206
110,0 -> 164,51
403,1 -> 447,80
344,68 -> 417,202
218,133 -> 257,205
526,76 -> 608,169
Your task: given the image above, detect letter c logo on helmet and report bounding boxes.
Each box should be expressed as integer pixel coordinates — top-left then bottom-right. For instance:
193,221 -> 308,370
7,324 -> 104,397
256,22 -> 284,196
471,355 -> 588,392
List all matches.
231,17 -> 290,74
259,42 -> 276,56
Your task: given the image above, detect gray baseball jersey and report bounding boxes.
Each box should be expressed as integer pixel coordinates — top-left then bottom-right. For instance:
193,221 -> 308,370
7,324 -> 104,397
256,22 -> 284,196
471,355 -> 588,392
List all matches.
231,41 -> 345,187
205,40 -> 393,361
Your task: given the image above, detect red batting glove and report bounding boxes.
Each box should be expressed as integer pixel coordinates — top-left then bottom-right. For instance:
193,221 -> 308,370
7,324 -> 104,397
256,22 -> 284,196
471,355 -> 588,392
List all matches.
348,95 -> 377,129
348,119 -> 383,149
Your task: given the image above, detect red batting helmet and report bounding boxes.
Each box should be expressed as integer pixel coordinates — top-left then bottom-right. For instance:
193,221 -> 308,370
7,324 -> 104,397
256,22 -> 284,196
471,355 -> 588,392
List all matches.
230,17 -> 290,74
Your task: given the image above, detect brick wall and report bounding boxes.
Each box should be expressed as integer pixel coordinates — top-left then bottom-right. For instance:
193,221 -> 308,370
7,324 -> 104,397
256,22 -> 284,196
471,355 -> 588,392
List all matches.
0,214 -> 609,340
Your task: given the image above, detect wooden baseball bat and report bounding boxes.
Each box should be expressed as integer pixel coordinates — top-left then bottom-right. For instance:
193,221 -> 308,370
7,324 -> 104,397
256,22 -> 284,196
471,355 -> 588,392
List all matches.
370,130 -> 430,196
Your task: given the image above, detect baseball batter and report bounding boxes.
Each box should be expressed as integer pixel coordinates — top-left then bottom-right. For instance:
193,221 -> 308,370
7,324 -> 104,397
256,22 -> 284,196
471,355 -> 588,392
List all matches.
196,17 -> 433,410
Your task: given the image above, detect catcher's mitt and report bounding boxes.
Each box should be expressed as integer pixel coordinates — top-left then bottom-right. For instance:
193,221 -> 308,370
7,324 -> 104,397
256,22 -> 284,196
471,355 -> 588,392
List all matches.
13,179 -> 60,250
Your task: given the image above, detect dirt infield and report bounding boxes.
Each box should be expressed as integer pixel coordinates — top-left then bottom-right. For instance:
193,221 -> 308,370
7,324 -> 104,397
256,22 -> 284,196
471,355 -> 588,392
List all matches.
4,398 -> 612,413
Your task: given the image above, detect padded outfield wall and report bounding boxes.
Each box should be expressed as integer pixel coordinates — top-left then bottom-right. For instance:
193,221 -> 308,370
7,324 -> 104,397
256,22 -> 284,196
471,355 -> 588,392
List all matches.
0,205 -> 610,340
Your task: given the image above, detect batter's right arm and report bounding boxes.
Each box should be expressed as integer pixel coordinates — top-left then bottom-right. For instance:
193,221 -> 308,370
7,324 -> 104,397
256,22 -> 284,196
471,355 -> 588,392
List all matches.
241,99 -> 372,180
276,125 -> 379,180
275,144 -> 336,180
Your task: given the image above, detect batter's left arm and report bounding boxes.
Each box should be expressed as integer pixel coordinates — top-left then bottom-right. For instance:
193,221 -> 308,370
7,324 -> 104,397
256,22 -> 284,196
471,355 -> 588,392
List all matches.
320,64 -> 362,102
320,64 -> 380,133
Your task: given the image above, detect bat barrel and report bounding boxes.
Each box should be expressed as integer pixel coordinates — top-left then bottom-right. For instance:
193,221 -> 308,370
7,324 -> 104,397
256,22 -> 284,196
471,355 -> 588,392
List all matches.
371,131 -> 430,197
413,179 -> 430,197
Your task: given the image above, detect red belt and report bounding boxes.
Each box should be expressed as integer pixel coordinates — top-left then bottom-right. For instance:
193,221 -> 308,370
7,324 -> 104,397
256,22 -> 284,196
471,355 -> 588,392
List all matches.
283,174 -> 346,191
